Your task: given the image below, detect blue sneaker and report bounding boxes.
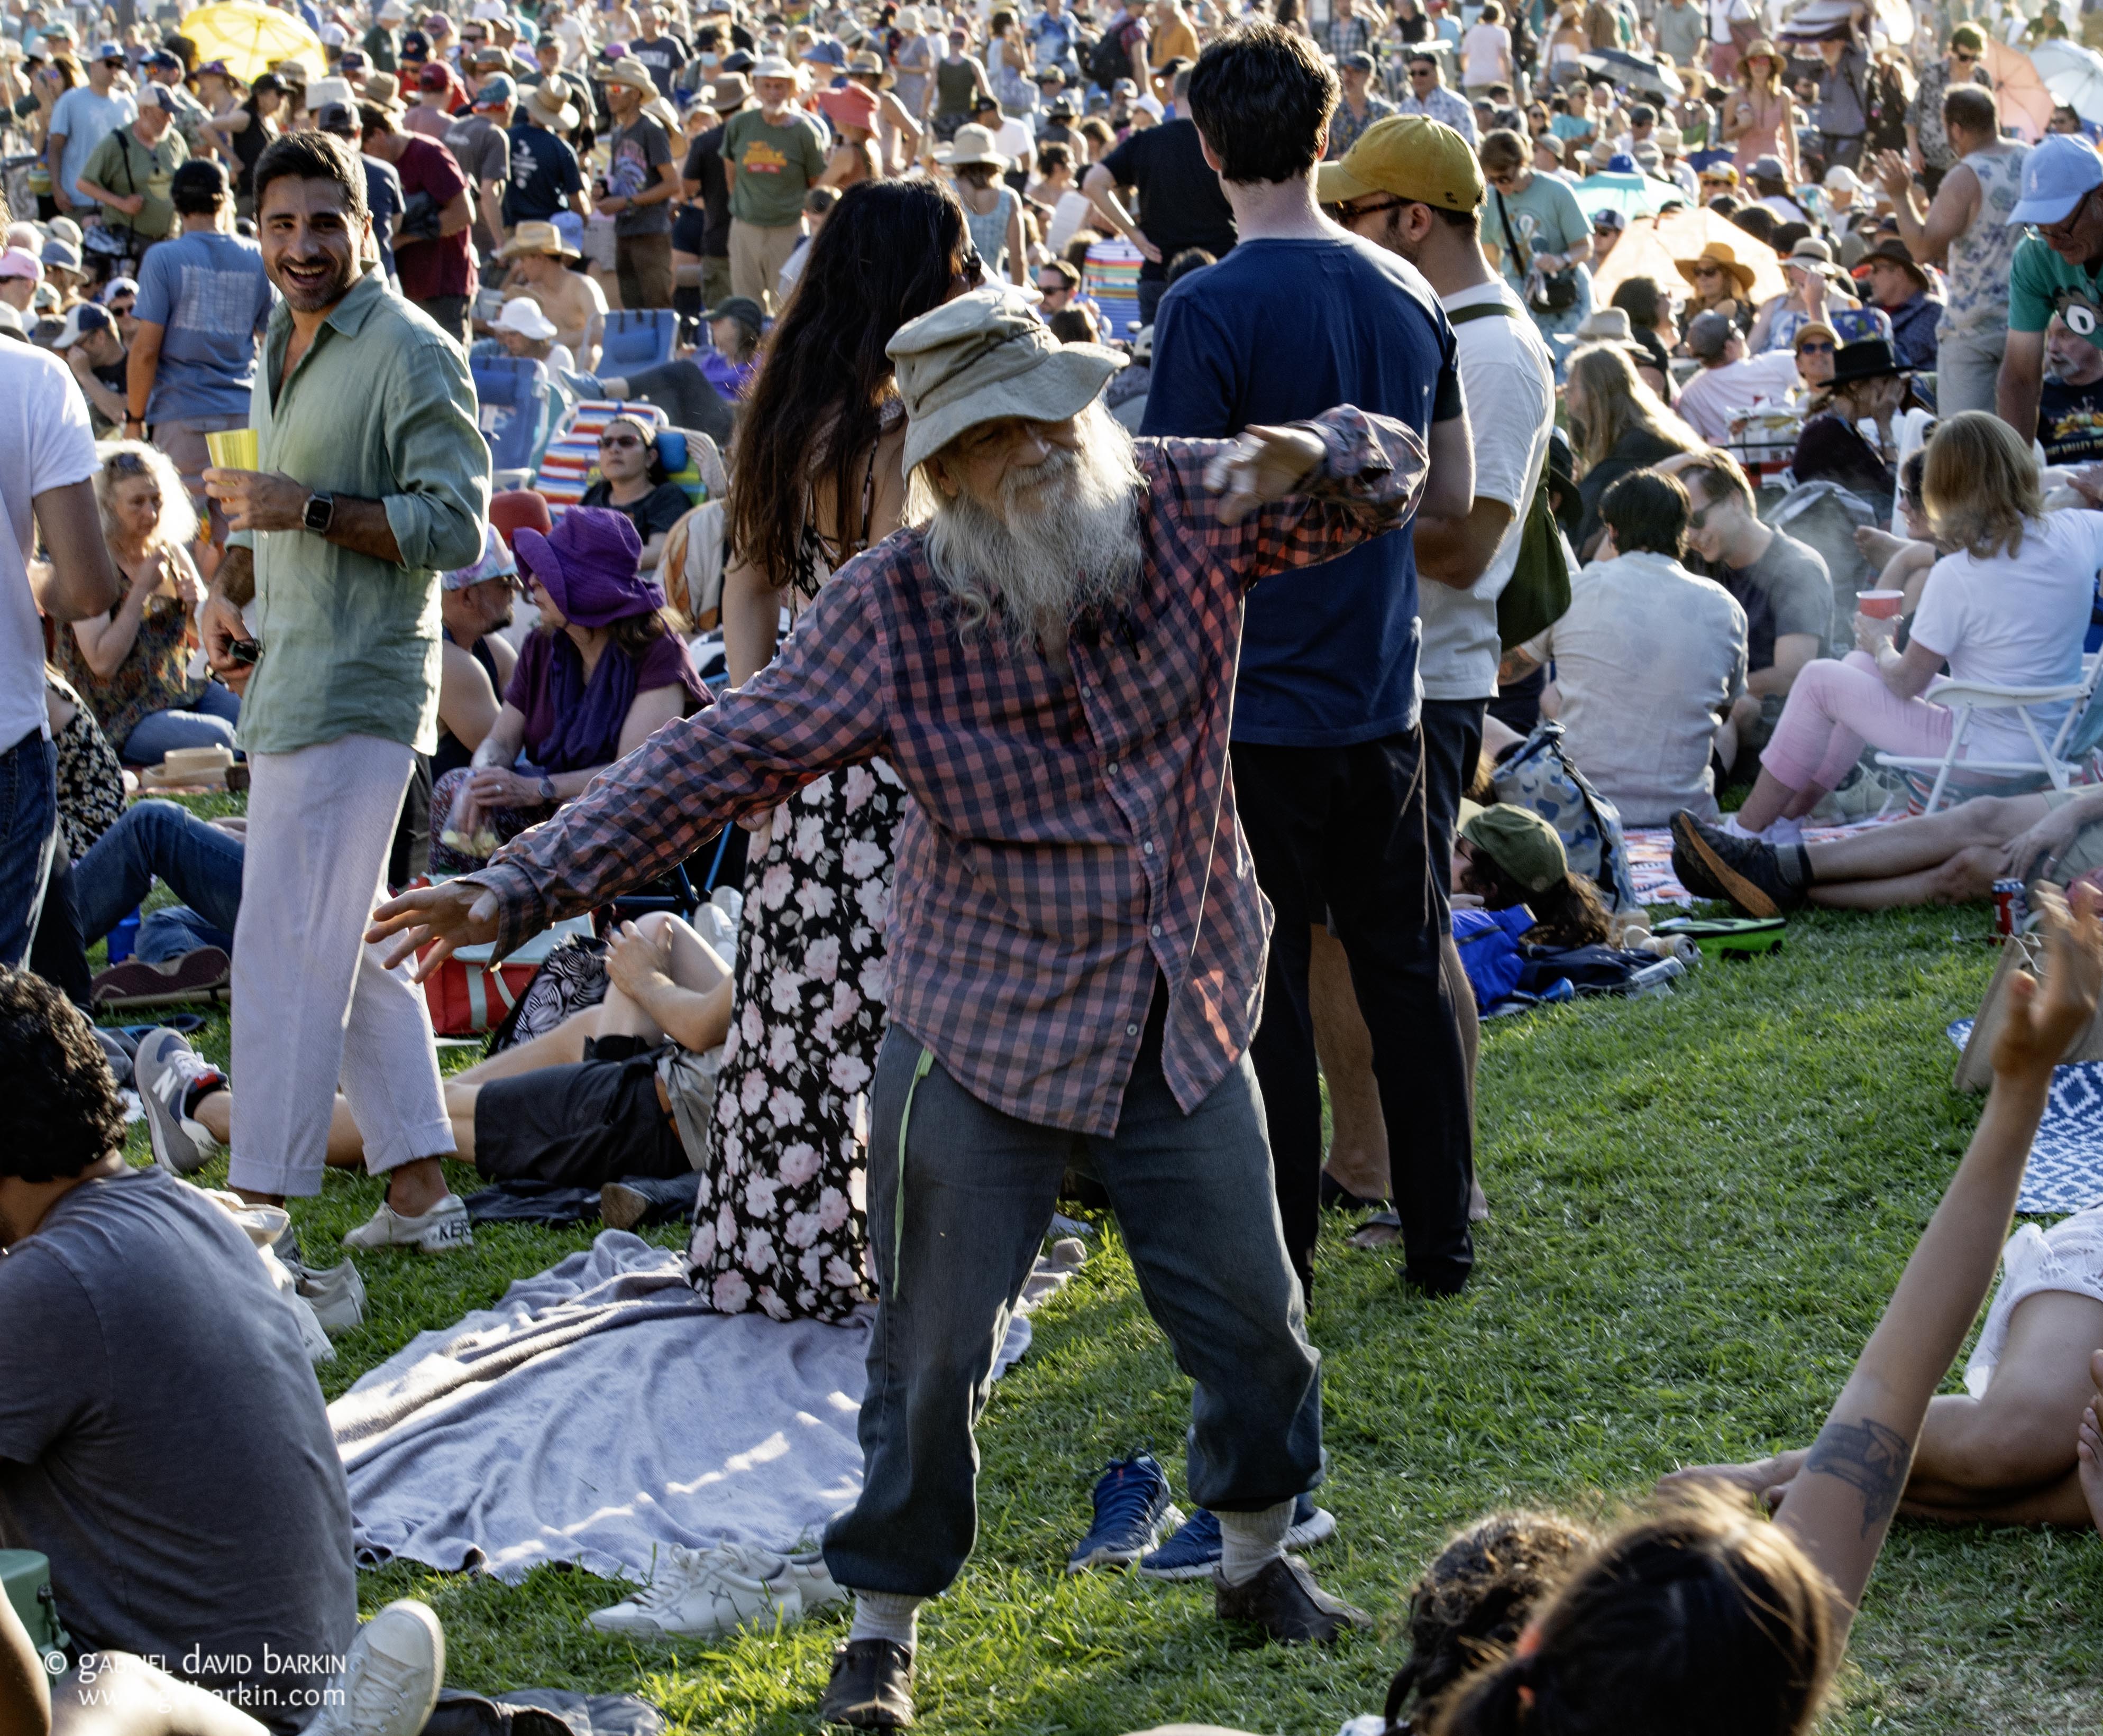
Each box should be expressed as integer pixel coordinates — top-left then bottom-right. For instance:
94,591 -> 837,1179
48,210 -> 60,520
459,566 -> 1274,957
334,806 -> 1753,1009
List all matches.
1067,1452 -> 1183,1573
1137,1493 -> 1335,1582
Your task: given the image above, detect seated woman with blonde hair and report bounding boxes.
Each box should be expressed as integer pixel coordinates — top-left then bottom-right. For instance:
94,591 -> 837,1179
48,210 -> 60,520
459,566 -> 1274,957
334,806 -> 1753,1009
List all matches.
1713,412 -> 2103,844
54,442 -> 242,765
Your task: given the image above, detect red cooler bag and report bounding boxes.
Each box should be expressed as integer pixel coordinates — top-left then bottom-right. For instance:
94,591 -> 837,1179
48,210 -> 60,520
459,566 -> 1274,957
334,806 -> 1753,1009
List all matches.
419,916 -> 597,1037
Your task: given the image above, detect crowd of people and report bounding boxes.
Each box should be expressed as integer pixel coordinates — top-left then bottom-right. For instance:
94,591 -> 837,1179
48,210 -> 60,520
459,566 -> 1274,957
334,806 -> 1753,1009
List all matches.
14,0 -> 2103,1729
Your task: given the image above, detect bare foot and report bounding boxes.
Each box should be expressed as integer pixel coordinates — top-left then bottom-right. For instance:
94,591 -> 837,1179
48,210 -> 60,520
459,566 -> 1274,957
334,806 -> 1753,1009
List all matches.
2078,1351 -> 2103,1538
1347,1214 -> 1399,1250
1658,1447 -> 1808,1513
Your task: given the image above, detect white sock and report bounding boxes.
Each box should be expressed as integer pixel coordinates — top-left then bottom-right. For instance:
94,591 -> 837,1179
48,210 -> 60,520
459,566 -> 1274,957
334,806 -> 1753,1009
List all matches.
1217,1499 -> 1294,1586
1721,815 -> 1764,841
849,1590 -> 921,1650
1767,816 -> 1805,846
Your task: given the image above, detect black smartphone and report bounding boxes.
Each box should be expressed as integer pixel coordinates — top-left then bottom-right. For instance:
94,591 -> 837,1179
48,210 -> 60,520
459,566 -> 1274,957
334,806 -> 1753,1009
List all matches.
229,638 -> 261,666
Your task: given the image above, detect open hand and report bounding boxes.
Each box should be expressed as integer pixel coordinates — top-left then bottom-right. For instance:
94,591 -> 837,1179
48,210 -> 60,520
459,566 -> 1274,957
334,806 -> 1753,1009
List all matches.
1203,423 -> 1325,526
365,879 -> 503,978
1871,148 -> 1912,200
1991,881 -> 2103,1081
203,468 -> 312,534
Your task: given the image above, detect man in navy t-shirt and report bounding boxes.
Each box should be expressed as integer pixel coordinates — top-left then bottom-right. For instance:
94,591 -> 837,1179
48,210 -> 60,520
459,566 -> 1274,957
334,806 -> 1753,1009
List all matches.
1142,21 -> 1477,1300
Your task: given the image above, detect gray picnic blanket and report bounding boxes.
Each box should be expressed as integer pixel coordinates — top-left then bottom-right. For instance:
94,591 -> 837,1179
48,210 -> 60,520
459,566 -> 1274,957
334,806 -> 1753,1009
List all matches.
330,1231 -> 1074,1583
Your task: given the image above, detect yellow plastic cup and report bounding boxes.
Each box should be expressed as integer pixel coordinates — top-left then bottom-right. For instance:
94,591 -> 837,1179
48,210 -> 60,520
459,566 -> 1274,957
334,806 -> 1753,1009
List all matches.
204,427 -> 260,471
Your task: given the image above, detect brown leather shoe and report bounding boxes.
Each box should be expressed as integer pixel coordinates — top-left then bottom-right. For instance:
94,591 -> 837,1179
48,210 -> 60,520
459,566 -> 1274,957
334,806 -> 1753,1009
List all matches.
1214,1554 -> 1373,1644
819,1639 -> 916,1728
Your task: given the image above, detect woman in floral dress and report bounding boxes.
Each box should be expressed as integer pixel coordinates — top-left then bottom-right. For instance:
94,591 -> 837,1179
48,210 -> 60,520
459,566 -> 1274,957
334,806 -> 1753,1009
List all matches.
694,179 -> 976,1322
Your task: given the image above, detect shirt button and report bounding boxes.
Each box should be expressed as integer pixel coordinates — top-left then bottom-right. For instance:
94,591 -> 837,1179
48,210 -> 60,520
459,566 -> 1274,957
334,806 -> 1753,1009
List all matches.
1142,841 -> 1155,855
1150,923 -> 1162,936
1127,1023 -> 1139,1036
1107,761 -> 1119,776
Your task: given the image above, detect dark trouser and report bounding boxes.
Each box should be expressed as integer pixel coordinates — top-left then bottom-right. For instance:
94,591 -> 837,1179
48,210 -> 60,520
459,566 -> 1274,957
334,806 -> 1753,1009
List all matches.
1819,133 -> 1865,170
1231,732 -> 1474,1296
30,849 -> 91,1006
0,729 -> 58,969
1487,663 -> 1545,738
1420,697 -> 1487,897
618,232 -> 675,310
823,1005 -> 1323,1597
413,293 -> 471,350
1137,272 -> 1166,329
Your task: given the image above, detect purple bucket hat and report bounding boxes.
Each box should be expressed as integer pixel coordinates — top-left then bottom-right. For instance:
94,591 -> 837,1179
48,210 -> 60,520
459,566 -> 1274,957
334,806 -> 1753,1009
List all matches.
514,507 -> 665,627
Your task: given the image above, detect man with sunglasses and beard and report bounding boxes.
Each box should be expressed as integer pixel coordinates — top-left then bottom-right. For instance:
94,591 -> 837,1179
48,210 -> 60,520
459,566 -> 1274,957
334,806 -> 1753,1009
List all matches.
369,284 -> 1430,1727
2000,133 -> 2103,442
194,130 -> 488,1251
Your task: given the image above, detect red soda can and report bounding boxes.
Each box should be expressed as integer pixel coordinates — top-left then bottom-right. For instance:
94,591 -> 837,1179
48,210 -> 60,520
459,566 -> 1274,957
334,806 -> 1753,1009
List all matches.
1993,878 -> 2025,938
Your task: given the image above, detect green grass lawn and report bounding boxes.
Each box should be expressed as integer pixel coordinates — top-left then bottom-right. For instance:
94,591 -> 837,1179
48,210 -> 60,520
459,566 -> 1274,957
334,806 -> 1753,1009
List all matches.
111,886 -> 2103,1735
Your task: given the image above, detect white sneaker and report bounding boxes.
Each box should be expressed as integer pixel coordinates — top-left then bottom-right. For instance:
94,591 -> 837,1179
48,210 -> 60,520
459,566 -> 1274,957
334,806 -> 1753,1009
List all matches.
586,1543 -> 807,1640
342,1192 -> 473,1255
783,1548 -> 848,1611
134,1028 -> 223,1175
298,1259 -> 369,1333
309,1599 -> 444,1736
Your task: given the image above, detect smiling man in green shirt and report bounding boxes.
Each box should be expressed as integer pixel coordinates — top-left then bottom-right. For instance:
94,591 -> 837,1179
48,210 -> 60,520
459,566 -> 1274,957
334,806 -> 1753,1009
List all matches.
199,128 -> 489,1251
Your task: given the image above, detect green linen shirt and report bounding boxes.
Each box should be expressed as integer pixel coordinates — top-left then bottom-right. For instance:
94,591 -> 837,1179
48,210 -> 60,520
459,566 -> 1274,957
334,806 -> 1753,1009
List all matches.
2007,233 -> 2103,335
233,271 -> 489,757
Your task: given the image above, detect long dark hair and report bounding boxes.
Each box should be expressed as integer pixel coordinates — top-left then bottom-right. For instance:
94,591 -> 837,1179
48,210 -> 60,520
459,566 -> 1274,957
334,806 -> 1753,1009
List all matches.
727,179 -> 966,590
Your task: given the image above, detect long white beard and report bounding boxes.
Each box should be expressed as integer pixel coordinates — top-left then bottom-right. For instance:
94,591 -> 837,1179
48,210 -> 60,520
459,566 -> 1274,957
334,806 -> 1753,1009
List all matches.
918,404 -> 1146,640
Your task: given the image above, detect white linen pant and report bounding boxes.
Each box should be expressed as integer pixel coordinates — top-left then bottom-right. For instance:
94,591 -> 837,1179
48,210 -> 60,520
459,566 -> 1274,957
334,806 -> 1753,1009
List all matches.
227,733 -> 454,1197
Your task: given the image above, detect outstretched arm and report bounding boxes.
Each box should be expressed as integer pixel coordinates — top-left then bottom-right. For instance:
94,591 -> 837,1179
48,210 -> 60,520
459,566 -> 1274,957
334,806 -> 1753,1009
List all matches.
370,567 -> 893,971
1777,884 -> 2103,1638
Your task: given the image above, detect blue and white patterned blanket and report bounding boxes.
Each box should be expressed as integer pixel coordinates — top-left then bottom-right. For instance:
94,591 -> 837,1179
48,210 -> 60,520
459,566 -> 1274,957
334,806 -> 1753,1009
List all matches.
1947,1019 -> 2103,1215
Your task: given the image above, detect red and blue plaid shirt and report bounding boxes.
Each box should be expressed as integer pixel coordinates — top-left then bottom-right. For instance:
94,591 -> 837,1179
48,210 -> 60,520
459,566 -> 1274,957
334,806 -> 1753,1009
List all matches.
471,406 -> 1427,1135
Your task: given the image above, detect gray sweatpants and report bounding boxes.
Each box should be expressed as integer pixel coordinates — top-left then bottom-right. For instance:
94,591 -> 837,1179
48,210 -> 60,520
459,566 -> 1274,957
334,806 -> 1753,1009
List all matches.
227,733 -> 453,1197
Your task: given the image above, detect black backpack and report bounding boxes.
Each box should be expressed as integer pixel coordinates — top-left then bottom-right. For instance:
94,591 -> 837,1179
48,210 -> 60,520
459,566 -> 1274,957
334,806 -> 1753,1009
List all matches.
1087,16 -> 1141,89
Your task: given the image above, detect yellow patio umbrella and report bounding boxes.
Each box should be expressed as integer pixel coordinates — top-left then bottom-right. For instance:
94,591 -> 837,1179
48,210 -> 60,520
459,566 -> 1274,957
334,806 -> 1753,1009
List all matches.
179,1 -> 325,83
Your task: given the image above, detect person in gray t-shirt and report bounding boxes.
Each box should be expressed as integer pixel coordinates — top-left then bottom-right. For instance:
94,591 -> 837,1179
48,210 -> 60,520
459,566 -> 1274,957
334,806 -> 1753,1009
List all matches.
1676,451 -> 1831,773
0,974 -> 356,1736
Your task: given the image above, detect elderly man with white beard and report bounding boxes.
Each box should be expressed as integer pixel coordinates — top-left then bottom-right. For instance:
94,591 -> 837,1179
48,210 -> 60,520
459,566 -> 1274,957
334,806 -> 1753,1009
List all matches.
368,287 -> 1430,1731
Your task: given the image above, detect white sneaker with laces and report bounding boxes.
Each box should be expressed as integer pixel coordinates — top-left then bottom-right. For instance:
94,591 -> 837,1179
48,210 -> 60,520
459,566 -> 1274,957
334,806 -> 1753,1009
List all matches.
784,1548 -> 848,1611
587,1542 -> 806,1639
309,1599 -> 444,1736
342,1192 -> 473,1255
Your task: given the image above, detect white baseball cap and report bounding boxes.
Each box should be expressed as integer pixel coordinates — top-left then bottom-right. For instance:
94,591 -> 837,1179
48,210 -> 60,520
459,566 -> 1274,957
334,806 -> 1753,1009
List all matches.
496,296 -> 559,341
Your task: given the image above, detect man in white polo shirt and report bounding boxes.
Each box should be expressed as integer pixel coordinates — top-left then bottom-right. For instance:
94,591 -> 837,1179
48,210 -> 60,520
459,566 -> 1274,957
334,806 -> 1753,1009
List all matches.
1320,113 -> 1554,1203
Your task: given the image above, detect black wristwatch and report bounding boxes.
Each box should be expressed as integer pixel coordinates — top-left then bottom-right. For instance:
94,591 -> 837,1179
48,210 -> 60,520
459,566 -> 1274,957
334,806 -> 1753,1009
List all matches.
536,775 -> 557,802
303,490 -> 336,535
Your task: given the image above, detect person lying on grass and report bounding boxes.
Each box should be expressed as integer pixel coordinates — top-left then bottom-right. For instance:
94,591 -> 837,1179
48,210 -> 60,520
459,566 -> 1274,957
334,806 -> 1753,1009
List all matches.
1658,881 -> 2103,1561
136,911 -> 731,1197
1671,783 -> 2103,921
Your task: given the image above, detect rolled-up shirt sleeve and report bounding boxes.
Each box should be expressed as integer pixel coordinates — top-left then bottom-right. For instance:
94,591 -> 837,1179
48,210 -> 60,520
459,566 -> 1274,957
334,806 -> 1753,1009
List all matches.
1151,404 -> 1429,587
380,327 -> 490,575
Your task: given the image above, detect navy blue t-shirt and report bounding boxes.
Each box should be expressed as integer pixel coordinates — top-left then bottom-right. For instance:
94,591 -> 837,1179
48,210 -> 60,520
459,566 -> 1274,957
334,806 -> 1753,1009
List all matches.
1140,235 -> 1461,747
506,123 -> 584,226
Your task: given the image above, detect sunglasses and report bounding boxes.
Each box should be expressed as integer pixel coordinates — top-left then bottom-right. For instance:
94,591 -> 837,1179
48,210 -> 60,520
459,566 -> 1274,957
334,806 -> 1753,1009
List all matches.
1797,338 -> 1834,354
108,451 -> 152,475
597,432 -> 644,449
1345,196 -> 1408,223
1951,49 -> 1977,60
954,246 -> 985,287
1694,264 -> 1723,277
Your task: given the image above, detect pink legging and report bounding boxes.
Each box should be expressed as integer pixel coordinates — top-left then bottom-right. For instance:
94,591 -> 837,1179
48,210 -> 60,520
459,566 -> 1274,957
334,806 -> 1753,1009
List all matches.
1760,650 -> 1953,792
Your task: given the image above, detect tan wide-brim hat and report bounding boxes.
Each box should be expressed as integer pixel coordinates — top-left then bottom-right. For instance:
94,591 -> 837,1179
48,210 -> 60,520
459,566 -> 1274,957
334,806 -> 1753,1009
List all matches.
499,218 -> 579,260
889,287 -> 1124,474
847,48 -> 892,86
523,77 -> 579,128
597,54 -> 657,94
936,121 -> 1008,171
1677,240 -> 1755,296
705,71 -> 750,107
364,70 -> 406,111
